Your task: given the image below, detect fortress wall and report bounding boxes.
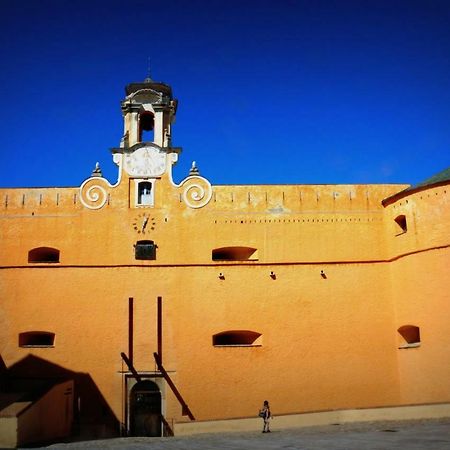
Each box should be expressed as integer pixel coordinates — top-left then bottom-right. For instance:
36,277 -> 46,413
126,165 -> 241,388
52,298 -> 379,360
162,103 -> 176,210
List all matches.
0,260 -> 400,424
210,184 -> 406,212
390,248 -> 450,405
383,185 -> 449,257
0,183 -> 408,266
1,187 -> 80,210
384,184 -> 450,405
3,180 -> 447,426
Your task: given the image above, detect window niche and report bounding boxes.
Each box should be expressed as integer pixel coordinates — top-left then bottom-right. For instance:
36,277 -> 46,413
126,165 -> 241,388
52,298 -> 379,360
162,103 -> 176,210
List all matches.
19,331 -> 55,347
398,325 -> 420,349
134,180 -> 155,207
28,247 -> 60,263
212,247 -> 258,261
394,215 -> 407,234
212,330 -> 262,347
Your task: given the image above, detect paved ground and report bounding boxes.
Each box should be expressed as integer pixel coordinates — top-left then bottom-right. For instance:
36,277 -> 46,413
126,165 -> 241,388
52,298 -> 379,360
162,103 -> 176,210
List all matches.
38,418 -> 450,450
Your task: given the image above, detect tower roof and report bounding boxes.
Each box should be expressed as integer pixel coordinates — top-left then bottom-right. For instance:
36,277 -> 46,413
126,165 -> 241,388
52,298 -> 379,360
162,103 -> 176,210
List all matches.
382,166 -> 450,206
408,166 -> 450,190
125,78 -> 172,98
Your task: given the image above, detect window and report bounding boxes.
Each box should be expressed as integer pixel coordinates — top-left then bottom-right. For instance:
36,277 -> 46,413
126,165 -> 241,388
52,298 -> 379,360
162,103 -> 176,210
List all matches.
212,247 -> 258,261
139,111 -> 154,142
395,215 -> 407,233
137,181 -> 153,206
19,331 -> 55,347
398,325 -> 420,349
28,247 -> 60,263
213,330 -> 262,347
135,240 -> 156,260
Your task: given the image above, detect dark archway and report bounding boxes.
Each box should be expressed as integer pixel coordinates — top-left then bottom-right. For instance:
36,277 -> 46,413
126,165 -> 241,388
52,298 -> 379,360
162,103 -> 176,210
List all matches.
129,380 -> 161,437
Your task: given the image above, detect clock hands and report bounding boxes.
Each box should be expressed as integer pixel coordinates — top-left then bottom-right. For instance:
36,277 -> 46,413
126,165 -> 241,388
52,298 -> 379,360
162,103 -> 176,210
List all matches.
142,216 -> 149,232
133,215 -> 155,234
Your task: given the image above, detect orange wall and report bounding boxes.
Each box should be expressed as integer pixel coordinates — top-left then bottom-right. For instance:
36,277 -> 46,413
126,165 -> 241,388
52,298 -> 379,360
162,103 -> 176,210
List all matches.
384,185 -> 450,405
1,169 -> 449,433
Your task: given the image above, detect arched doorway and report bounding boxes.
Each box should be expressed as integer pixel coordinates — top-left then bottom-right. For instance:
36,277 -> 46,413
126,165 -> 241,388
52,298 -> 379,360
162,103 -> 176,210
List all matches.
129,380 -> 161,436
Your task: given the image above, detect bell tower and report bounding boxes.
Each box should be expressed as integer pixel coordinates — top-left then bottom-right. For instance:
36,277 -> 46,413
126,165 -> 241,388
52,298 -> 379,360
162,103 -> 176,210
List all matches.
81,76 -> 211,211
120,77 -> 178,148
108,77 -> 182,208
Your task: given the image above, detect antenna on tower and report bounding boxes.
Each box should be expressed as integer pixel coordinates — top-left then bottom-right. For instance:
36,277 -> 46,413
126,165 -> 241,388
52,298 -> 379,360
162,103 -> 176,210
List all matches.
145,57 -> 152,82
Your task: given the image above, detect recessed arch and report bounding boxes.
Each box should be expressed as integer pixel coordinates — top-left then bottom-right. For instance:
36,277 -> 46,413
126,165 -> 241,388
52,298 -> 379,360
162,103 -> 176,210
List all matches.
28,247 -> 60,263
212,330 -> 262,346
212,247 -> 258,261
129,380 -> 161,436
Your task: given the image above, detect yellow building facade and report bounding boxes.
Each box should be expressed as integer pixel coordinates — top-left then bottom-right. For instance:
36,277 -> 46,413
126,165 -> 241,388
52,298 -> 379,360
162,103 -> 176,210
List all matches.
1,77 -> 449,444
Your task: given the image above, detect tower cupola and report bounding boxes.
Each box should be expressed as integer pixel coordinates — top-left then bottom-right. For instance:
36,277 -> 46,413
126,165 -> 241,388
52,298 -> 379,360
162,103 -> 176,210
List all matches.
120,77 -> 178,148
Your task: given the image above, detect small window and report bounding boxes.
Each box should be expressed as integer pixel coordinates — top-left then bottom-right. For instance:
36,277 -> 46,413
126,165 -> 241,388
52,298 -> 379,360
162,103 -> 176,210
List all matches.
28,247 -> 60,263
395,215 -> 407,233
212,247 -> 258,261
19,331 -> 55,347
137,181 -> 153,206
213,330 -> 262,347
135,240 -> 156,260
398,325 -> 420,349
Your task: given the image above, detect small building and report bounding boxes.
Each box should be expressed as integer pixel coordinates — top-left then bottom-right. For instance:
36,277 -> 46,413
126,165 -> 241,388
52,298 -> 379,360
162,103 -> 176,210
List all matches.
0,76 -> 449,443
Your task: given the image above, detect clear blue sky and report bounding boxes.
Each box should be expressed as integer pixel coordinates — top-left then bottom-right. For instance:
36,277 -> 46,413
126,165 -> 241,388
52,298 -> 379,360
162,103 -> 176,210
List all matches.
1,0 -> 449,188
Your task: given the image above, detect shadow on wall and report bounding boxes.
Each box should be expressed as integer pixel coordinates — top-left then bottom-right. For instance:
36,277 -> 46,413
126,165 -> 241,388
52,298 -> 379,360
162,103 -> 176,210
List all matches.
0,354 -> 7,392
1,354 -> 120,442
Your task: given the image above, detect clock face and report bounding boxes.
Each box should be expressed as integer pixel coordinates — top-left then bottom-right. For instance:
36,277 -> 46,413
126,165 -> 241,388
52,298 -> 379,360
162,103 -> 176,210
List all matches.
124,146 -> 166,177
132,213 -> 156,234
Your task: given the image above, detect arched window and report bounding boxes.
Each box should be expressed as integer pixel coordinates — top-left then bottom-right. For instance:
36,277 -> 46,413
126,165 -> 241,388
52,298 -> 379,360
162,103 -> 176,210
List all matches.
212,247 -> 258,261
395,214 -> 407,233
28,247 -> 60,263
212,330 -> 262,347
139,111 -> 154,142
19,331 -> 55,347
398,325 -> 420,348
138,181 -> 153,206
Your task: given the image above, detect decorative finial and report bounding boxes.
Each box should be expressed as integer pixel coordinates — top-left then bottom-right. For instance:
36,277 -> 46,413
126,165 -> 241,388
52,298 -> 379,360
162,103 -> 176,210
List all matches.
189,161 -> 200,176
91,162 -> 103,177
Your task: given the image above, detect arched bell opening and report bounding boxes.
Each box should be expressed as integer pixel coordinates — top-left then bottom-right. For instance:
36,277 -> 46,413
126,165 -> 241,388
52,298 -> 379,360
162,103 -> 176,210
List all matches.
129,380 -> 162,437
139,112 -> 154,143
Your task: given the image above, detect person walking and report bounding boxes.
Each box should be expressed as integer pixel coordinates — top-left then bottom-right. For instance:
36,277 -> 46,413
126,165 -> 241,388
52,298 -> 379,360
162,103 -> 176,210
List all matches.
259,400 -> 271,433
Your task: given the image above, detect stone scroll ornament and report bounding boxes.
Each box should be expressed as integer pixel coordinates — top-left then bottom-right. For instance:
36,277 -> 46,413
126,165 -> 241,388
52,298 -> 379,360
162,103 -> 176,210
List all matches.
79,177 -> 112,210
179,175 -> 213,209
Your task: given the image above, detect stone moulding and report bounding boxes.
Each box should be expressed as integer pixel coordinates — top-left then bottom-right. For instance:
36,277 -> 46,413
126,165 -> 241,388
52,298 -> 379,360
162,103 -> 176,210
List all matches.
79,155 -> 123,210
177,175 -> 213,209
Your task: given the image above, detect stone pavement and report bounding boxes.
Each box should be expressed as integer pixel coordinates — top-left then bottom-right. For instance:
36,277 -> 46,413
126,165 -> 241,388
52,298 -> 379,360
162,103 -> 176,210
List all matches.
38,418 -> 450,450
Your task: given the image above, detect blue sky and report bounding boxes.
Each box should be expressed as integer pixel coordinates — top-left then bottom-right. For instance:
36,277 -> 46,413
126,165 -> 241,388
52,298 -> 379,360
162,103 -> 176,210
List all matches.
1,0 -> 449,188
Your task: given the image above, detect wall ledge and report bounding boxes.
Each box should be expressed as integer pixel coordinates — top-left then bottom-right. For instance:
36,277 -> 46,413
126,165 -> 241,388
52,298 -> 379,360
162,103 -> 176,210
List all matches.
174,402 -> 450,436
